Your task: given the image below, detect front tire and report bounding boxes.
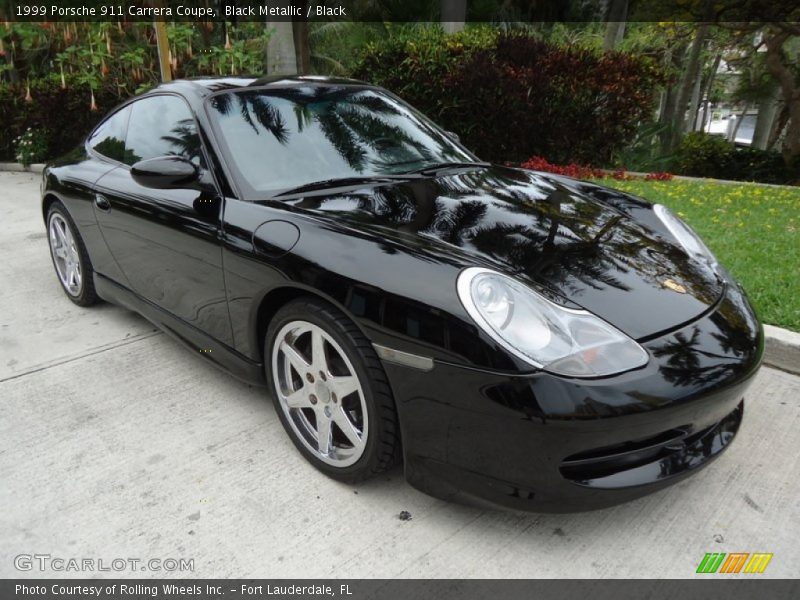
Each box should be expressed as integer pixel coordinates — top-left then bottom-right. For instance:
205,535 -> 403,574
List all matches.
46,201 -> 98,307
265,297 -> 401,483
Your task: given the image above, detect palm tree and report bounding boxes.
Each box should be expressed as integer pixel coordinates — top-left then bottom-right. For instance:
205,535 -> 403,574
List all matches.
265,21 -> 296,75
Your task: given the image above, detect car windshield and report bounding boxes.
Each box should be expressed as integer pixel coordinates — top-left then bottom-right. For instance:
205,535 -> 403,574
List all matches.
207,86 -> 476,196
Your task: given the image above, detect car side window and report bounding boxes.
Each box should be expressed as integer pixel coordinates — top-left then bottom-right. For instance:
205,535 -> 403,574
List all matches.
87,106 -> 131,163
124,95 -> 205,167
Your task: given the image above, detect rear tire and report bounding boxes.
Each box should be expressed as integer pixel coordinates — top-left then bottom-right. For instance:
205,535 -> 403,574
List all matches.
265,297 -> 401,483
46,201 -> 98,307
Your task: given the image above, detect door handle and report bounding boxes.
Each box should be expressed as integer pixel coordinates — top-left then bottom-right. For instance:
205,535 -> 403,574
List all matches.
94,194 -> 111,211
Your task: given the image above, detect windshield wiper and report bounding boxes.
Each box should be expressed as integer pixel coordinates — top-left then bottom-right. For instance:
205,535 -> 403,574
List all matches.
272,163 -> 489,197
273,175 -> 420,197
404,161 -> 491,176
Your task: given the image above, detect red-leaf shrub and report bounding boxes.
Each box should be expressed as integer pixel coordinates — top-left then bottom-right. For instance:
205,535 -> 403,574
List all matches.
520,156 -> 604,179
521,155 -> 674,183
644,171 -> 675,181
611,169 -> 634,180
355,31 -> 665,165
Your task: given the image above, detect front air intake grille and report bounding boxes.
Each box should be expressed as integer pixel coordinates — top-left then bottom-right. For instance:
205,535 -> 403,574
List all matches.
559,424 -> 713,482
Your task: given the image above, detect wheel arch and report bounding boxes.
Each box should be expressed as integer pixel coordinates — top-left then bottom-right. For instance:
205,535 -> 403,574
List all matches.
252,283 -> 373,364
42,191 -> 63,223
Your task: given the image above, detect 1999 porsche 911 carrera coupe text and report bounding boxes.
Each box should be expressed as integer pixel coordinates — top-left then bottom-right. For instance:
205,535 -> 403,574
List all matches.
41,76 -> 763,512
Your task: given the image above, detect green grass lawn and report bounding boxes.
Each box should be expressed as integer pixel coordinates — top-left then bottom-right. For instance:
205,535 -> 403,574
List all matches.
591,177 -> 800,332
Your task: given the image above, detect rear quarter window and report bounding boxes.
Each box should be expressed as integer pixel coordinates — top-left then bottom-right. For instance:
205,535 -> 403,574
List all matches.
124,95 -> 203,167
87,106 -> 132,163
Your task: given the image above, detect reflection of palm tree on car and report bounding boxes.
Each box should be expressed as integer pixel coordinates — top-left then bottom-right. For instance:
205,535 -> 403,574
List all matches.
313,92 -> 435,172
160,118 -> 203,163
211,92 -> 289,144
471,188 -> 631,295
213,88 -> 441,173
652,328 -> 742,387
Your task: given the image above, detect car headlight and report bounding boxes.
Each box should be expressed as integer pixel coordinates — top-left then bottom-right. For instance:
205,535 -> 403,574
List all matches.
457,268 -> 649,377
654,204 -> 717,268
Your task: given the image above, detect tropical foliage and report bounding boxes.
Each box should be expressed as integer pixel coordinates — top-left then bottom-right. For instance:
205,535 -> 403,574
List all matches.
1,22 -> 271,88
0,21 -> 271,160
2,19 -> 798,185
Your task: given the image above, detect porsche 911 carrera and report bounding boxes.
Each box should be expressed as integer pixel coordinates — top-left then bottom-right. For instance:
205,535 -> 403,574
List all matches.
41,76 -> 763,512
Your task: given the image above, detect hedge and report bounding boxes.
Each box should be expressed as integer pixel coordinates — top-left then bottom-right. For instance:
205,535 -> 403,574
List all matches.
354,30 -> 665,165
673,132 -> 798,185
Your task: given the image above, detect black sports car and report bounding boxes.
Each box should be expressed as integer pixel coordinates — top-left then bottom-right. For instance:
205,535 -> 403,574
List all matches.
42,76 -> 762,512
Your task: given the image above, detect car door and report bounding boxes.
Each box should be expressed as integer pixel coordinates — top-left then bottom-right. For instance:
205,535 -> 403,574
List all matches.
93,94 -> 233,346
51,105 -> 133,287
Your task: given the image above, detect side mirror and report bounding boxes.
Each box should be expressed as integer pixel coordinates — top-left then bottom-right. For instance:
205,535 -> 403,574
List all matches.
445,130 -> 460,144
131,156 -> 199,190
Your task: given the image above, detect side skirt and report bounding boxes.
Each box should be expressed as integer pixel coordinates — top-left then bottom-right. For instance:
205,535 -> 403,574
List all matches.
94,273 -> 266,387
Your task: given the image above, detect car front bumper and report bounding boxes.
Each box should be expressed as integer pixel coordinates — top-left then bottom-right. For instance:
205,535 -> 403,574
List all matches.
382,283 -> 763,512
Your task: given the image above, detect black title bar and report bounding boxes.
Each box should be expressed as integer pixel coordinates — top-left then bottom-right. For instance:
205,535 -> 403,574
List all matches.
3,579 -> 800,600
2,0 -> 799,22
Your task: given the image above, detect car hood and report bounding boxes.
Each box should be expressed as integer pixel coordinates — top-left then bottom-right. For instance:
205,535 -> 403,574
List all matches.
279,165 -> 724,340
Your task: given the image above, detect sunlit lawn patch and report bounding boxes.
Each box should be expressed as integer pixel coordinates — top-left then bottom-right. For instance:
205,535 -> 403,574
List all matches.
591,177 -> 800,332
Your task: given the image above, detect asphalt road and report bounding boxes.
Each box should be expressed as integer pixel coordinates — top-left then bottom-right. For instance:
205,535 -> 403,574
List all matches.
1,171 -> 799,578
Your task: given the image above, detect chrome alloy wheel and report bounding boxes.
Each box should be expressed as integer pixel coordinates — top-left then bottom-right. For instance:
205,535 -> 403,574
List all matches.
48,213 -> 82,296
272,321 -> 368,467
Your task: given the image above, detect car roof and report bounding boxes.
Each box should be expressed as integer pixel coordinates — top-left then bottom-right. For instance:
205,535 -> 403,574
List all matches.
153,75 -> 373,103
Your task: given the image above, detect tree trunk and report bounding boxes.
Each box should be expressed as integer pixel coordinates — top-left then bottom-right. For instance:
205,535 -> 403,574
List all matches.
657,44 -> 685,154
763,28 -> 800,166
783,101 -> 800,167
752,83 -> 780,150
767,102 -> 788,151
265,21 -> 296,75
603,0 -> 629,52
730,103 -> 749,143
669,24 -> 709,151
659,85 -> 679,154
154,20 -> 172,82
688,59 -> 704,131
698,53 -> 721,132
292,20 -> 311,74
441,0 -> 466,34
656,89 -> 667,122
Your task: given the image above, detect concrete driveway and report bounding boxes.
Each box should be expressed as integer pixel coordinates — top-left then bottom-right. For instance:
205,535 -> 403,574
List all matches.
1,171 -> 799,578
